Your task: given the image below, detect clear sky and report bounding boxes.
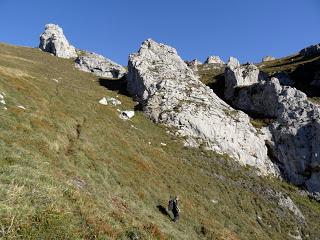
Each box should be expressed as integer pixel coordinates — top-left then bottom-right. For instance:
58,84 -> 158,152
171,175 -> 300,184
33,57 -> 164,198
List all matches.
1,0 -> 320,65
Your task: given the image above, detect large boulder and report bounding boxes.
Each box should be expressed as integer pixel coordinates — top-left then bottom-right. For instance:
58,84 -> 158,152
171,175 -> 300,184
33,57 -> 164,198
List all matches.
225,60 -> 320,193
127,39 -> 279,176
75,51 -> 126,79
39,24 -> 77,59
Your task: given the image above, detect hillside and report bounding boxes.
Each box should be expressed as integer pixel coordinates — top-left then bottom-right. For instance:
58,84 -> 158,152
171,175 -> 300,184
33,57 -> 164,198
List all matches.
0,42 -> 320,239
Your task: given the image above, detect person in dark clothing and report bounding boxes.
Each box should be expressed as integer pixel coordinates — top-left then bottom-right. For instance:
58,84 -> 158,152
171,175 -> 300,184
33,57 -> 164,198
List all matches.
168,196 -> 180,222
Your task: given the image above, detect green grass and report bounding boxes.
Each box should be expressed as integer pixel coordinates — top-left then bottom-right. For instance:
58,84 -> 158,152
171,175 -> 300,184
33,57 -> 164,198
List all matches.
0,42 -> 319,239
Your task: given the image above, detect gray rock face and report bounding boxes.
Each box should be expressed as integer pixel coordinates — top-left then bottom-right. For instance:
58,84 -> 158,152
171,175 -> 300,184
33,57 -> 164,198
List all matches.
127,39 -> 279,176
225,59 -> 320,193
75,51 -> 126,79
300,44 -> 320,56
262,56 -> 275,62
205,56 -> 225,65
39,24 -> 77,59
224,57 -> 260,100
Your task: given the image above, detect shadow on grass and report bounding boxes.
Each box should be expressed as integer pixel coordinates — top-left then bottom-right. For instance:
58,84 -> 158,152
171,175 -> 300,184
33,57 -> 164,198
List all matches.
99,77 -> 130,97
157,205 -> 171,219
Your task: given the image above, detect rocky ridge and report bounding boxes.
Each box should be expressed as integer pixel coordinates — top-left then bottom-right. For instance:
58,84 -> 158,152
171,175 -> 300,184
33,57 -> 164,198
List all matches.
225,58 -> 320,193
127,39 -> 279,176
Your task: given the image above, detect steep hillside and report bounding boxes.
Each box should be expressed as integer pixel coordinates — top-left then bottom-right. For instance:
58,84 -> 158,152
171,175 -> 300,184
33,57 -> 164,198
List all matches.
0,42 -> 319,239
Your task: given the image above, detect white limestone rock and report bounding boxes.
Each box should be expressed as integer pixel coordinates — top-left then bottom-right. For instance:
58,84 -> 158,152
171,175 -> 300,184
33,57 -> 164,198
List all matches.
225,60 -> 320,193
224,57 -> 260,100
262,56 -> 275,62
0,93 -> 6,105
119,110 -> 135,120
127,39 -> 279,176
99,97 -> 108,105
205,56 -> 225,65
75,51 -> 126,79
39,24 -> 77,59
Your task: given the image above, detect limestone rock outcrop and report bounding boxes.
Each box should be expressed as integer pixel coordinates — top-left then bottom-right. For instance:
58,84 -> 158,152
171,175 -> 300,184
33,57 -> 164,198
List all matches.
224,57 -> 260,100
39,24 -> 77,59
225,58 -> 320,193
262,56 -> 275,62
127,39 -> 279,176
205,56 -> 225,65
75,51 -> 126,79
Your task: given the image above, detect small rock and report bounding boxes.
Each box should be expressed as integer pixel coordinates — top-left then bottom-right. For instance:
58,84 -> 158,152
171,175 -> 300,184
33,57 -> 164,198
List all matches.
119,110 -> 135,120
99,97 -> 121,106
17,105 -> 26,110
99,97 -> 108,105
107,97 -> 121,106
160,142 -> 167,146
262,56 -> 275,62
210,199 -> 218,204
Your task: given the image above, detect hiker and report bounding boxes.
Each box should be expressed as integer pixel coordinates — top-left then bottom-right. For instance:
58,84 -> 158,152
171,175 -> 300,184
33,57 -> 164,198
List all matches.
168,196 -> 180,222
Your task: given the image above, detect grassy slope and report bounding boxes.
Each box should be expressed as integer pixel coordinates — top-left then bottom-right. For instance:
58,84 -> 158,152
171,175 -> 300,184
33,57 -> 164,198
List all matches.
0,43 -> 319,239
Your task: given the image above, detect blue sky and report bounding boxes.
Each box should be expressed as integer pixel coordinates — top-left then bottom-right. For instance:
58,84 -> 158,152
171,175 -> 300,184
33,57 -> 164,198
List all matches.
1,0 -> 320,65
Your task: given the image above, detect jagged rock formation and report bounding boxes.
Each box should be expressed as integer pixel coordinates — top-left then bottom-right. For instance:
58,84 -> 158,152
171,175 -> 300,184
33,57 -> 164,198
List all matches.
39,24 -> 77,59
205,56 -> 225,65
75,51 -> 126,79
127,39 -> 279,176
224,57 -> 260,100
262,56 -> 275,62
225,58 -> 320,193
300,43 -> 320,56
